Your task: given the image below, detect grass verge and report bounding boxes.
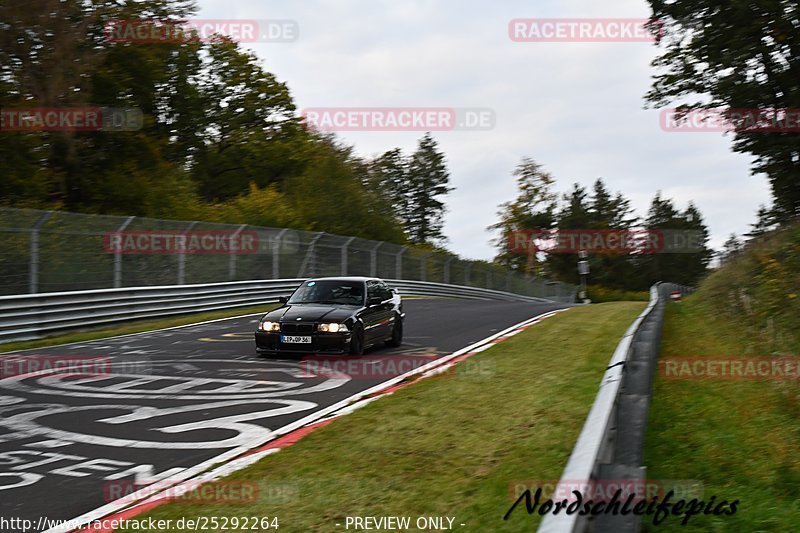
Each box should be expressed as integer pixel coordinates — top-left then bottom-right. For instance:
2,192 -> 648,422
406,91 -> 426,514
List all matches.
643,297 -> 800,532
114,302 -> 646,533
0,305 -> 277,353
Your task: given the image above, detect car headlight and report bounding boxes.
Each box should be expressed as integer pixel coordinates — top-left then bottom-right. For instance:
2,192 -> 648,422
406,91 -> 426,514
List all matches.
318,322 -> 348,333
259,321 -> 280,332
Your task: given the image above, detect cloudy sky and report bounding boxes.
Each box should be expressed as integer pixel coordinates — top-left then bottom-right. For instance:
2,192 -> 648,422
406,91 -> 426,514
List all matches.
197,0 -> 771,260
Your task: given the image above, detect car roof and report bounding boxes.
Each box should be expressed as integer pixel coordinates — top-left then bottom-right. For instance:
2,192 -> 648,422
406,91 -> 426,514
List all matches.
304,276 -> 377,283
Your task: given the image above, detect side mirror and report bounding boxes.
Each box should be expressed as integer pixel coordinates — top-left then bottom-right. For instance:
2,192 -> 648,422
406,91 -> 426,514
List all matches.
278,296 -> 288,304
368,296 -> 382,307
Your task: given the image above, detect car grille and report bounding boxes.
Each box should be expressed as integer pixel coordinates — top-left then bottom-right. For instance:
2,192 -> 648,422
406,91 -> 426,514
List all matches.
281,323 -> 314,334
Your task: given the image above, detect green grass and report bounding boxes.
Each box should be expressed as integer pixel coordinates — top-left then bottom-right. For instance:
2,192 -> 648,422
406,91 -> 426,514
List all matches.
0,305 -> 278,353
114,302 -> 646,533
586,284 -> 650,303
643,297 -> 800,532
696,220 -> 800,354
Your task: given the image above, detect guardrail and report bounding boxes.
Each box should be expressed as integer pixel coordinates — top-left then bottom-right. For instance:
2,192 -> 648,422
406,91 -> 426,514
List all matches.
0,278 -> 567,343
537,282 -> 692,533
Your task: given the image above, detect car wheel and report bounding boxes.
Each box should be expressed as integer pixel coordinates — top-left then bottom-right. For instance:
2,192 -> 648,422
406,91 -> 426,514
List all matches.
385,318 -> 403,347
349,325 -> 365,355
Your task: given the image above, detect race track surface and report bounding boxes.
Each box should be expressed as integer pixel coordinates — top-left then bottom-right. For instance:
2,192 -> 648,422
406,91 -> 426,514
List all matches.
0,297 -> 568,530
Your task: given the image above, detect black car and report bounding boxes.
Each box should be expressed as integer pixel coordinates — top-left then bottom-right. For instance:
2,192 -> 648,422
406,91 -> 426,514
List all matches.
255,277 -> 404,355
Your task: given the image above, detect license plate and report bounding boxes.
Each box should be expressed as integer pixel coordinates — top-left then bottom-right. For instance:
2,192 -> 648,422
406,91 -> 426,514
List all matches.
281,335 -> 312,344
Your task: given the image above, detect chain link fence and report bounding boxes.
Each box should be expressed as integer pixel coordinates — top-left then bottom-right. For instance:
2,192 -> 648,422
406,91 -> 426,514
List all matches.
0,207 -> 576,301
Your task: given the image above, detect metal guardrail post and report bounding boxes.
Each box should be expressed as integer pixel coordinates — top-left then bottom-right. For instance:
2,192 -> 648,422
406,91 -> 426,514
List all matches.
341,236 -> 356,276
113,216 -> 136,288
28,211 -> 53,294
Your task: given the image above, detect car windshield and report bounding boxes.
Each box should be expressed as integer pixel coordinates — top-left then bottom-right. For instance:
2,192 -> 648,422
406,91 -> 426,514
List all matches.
287,280 -> 364,306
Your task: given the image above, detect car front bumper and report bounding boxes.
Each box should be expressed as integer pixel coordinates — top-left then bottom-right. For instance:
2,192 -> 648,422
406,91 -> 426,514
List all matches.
254,331 -> 352,354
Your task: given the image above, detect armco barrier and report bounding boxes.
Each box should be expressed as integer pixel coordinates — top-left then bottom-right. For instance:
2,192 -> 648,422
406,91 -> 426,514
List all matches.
0,278 -> 565,343
537,282 -> 692,533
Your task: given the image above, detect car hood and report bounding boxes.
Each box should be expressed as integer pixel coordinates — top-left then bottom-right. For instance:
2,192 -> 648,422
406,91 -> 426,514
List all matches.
262,304 -> 357,323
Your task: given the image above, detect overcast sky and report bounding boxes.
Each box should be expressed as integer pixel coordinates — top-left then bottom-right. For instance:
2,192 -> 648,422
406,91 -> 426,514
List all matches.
197,0 -> 771,260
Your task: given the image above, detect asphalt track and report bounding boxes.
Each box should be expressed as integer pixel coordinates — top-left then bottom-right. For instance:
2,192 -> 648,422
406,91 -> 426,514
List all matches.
0,297 -> 568,531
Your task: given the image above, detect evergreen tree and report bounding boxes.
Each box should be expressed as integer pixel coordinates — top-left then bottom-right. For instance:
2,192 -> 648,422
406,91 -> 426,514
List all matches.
371,148 -> 411,231
405,133 -> 453,244
544,184 -> 592,284
586,179 -> 638,288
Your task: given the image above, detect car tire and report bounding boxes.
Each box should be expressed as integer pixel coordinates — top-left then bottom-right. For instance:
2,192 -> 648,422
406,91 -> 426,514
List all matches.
349,325 -> 365,355
385,318 -> 403,347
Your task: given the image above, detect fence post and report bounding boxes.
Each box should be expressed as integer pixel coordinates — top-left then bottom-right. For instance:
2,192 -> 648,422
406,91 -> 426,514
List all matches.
370,242 -> 381,277
177,221 -> 198,285
273,228 -> 288,279
444,258 -> 453,284
420,253 -> 429,281
395,247 -> 406,279
228,224 -> 247,281
113,215 -> 135,288
297,232 -> 324,278
29,211 -> 53,294
341,236 -> 355,276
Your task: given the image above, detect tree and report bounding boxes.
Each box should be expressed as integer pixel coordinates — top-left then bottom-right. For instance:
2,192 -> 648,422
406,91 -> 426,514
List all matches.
370,148 -> 411,230
588,179 -> 637,229
634,193 -> 713,288
405,133 -> 453,245
285,138 -> 406,242
488,157 -> 557,272
719,233 -> 744,265
645,0 -> 800,222
585,179 -> 639,288
544,183 -> 592,283
190,38 -> 304,201
747,204 -> 781,238
0,1 -> 438,243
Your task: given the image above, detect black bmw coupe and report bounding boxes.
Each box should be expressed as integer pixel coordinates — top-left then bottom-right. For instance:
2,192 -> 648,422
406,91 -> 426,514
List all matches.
255,277 -> 404,356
